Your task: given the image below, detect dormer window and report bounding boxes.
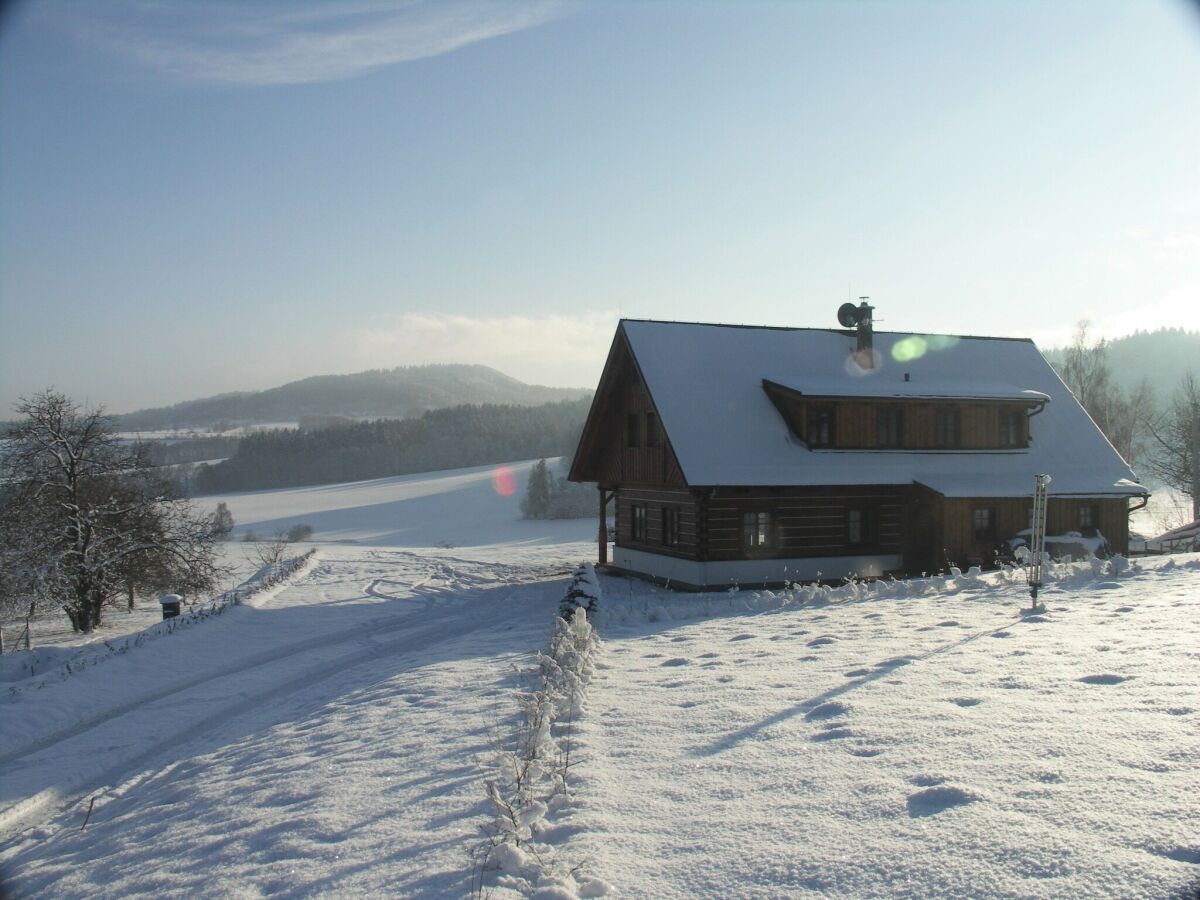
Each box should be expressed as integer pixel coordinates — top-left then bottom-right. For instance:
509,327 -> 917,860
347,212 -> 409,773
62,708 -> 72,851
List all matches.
876,406 -> 903,448
999,409 -> 1024,447
935,407 -> 962,448
807,405 -> 836,448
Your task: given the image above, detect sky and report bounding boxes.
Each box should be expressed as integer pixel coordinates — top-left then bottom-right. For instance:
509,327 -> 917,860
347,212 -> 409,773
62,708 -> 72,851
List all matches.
1,0 -> 1199,415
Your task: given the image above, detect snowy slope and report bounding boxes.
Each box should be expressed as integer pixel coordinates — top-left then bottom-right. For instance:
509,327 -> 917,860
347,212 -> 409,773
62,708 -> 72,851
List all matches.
203,457 -> 595,548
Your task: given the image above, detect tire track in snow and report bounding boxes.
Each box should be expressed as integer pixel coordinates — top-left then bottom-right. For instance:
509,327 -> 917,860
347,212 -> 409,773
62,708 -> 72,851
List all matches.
0,589 -> 510,841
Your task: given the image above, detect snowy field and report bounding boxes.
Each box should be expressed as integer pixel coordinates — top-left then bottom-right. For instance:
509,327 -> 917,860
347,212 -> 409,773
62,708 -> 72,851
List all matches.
1,463 -> 1197,898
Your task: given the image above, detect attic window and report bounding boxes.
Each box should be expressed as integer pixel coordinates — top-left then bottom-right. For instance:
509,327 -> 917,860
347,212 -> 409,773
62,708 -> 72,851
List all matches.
876,407 -> 903,448
646,412 -> 659,447
999,409 -> 1024,447
626,413 -> 640,448
935,408 -> 962,448
807,406 -> 836,448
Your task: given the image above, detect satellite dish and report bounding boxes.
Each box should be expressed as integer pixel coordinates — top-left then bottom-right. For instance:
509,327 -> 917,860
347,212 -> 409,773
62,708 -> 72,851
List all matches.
837,302 -> 860,328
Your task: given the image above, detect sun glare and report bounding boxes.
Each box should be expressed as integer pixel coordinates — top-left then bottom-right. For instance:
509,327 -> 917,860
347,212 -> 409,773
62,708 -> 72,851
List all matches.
492,464 -> 516,497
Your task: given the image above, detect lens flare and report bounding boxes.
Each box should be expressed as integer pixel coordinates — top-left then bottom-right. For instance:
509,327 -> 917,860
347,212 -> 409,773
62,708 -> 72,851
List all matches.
492,465 -> 516,497
891,336 -> 928,363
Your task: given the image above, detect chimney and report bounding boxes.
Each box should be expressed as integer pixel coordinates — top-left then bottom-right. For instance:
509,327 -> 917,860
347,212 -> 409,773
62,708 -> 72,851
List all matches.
854,298 -> 875,368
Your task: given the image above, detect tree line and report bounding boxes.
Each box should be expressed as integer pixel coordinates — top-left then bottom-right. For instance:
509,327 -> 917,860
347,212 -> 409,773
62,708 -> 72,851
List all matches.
1055,322 -> 1199,525
191,399 -> 592,494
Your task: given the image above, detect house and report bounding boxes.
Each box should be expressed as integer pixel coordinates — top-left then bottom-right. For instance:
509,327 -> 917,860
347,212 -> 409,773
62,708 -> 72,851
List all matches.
568,311 -> 1148,589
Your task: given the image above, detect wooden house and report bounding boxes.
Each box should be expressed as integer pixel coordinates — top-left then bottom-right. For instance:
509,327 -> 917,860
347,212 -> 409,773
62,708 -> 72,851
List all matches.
568,315 -> 1148,589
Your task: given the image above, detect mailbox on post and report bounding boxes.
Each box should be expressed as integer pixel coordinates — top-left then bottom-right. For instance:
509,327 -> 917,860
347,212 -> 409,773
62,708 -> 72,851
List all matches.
158,594 -> 183,620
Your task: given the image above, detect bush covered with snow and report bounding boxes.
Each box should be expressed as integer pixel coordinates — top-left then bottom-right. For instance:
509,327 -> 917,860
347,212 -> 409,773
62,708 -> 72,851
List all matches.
473,581 -> 610,898
558,564 -> 600,621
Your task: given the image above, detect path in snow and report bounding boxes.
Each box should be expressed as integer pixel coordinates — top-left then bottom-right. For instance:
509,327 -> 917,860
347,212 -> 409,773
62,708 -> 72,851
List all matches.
0,546 -> 575,897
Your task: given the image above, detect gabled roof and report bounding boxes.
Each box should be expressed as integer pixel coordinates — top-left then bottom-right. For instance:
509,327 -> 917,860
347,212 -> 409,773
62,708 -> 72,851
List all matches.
618,319 -> 1146,497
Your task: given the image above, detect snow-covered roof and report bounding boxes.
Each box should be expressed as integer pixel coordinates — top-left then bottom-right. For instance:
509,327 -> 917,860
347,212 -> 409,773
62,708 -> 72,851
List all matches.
622,320 -> 1146,497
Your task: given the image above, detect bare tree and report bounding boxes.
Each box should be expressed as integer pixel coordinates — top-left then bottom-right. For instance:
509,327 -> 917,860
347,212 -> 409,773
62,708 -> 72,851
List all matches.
1056,321 -> 1152,468
1144,373 -> 1200,521
0,391 -> 226,632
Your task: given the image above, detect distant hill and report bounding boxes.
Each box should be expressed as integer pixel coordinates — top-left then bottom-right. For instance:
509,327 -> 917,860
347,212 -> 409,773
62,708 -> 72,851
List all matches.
1041,328 -> 1200,394
118,364 -> 592,430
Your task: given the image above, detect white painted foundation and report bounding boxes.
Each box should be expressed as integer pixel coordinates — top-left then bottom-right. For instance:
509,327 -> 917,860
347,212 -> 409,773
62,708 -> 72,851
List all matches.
611,546 -> 904,589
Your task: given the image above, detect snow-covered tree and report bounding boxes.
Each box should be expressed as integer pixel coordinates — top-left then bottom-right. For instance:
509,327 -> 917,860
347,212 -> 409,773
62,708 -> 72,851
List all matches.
212,502 -> 235,540
1056,321 -> 1152,467
521,459 -> 553,518
0,391 -> 226,632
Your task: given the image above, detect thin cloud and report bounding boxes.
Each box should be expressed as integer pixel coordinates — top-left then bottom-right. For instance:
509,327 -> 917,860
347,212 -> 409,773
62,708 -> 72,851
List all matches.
68,1 -> 567,86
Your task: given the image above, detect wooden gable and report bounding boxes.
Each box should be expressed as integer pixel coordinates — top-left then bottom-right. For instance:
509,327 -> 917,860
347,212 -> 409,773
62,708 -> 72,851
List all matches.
569,323 -> 686,488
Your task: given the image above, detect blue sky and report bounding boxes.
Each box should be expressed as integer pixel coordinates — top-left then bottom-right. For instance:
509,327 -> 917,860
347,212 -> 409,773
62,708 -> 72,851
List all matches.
2,0 -> 1198,414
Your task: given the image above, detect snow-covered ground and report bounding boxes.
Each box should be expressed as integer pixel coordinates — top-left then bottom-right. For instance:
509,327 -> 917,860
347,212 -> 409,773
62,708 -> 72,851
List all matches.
1,464 -> 1197,898
203,457 -> 595,548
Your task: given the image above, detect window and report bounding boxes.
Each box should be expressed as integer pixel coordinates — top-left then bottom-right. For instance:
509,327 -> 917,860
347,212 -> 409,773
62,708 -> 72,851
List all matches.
876,406 -> 903,448
1000,409 -> 1024,447
743,511 -> 771,548
807,406 -> 836,448
847,506 -> 879,546
631,504 -> 647,541
973,507 -> 996,542
663,507 -> 680,547
626,413 -> 640,448
1079,504 -> 1098,534
646,412 -> 660,447
935,407 -> 962,448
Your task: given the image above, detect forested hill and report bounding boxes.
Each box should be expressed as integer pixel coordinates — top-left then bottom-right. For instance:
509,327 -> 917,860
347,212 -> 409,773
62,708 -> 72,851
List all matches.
1041,328 -> 1200,392
118,364 -> 591,430
192,398 -> 591,494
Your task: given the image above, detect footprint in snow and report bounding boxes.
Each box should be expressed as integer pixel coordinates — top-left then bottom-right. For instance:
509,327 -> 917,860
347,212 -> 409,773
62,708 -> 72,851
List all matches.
807,636 -> 837,647
670,636 -> 690,643
805,701 -> 851,721
1078,674 -> 1133,685
1114,606 -> 1134,613
1146,845 -> 1200,865
909,774 -> 946,787
728,633 -> 755,642
716,674 -> 735,683
1166,707 -> 1194,716
661,657 -> 690,667
949,697 -> 982,707
811,727 -> 855,742
850,748 -> 885,758
936,620 -> 961,627
906,785 -> 982,818
643,653 -> 665,659
844,668 -> 873,678
698,652 -> 720,659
